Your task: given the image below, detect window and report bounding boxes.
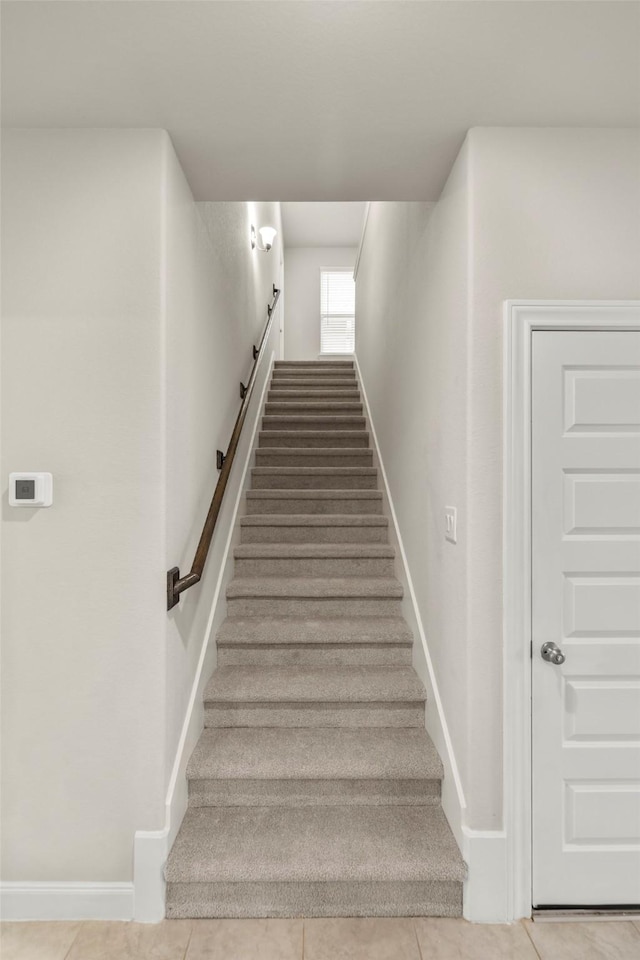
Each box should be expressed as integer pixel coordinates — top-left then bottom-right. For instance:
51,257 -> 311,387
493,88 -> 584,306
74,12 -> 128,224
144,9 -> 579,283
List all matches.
320,270 -> 355,354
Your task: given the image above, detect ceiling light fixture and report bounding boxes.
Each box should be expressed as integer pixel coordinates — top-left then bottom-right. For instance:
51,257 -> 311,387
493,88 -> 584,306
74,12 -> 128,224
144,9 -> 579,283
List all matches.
251,225 -> 277,252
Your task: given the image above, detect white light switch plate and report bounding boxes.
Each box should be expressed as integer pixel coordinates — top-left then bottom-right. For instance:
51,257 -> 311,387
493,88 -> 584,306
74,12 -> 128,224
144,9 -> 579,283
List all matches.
444,506 -> 457,543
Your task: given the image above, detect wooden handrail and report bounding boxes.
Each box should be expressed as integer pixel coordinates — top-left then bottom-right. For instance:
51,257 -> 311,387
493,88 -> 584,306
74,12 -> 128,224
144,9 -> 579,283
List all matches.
167,284 -> 281,610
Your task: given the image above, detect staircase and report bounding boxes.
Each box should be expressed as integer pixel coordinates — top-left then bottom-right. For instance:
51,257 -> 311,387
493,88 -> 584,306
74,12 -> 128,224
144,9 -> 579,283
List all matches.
165,359 -> 465,918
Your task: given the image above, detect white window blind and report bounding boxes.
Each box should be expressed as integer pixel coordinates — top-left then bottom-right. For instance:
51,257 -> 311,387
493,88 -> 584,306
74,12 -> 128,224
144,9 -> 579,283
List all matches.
320,271 -> 355,354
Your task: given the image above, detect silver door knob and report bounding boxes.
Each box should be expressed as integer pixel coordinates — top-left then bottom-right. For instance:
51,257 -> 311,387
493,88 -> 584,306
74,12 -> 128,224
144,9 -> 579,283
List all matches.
541,641 -> 566,665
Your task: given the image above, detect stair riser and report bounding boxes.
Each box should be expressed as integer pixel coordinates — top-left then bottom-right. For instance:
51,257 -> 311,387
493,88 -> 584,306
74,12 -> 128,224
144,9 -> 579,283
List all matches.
268,390 -> 360,401
274,361 -> 354,367
262,418 -> 366,432
274,367 -> 355,372
267,394 -> 361,403
227,597 -> 403,617
234,557 -> 395,577
269,386 -> 362,394
252,471 -> 377,488
270,380 -> 359,390
272,370 -> 356,380
258,433 -> 370,450
166,880 -> 462,919
273,361 -> 355,368
217,644 -> 412,666
245,498 -> 383,516
234,556 -> 395,577
188,778 -> 439,807
204,702 -> 425,728
240,525 -> 388,544
256,452 -> 372,467
265,404 -> 363,416
273,362 -> 355,368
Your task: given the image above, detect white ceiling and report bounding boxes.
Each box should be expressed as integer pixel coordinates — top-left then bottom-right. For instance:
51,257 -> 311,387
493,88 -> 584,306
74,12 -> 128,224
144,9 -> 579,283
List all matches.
282,202 -> 367,248
2,2 -> 639,200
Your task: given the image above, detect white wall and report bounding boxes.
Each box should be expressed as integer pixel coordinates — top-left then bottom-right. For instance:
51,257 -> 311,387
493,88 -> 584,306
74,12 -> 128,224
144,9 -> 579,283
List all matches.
1,128 -> 283,895
164,193 -> 283,798
284,247 -> 356,360
465,126 -> 640,827
1,129 -> 168,883
356,128 -> 640,831
355,185 -> 468,826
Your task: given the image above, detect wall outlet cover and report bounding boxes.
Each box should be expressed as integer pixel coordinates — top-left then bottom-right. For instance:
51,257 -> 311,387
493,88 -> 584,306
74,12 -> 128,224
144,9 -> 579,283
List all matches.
445,506 -> 457,543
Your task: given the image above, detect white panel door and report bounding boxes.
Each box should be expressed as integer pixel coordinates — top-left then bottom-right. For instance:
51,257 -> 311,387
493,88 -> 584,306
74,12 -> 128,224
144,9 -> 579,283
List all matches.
532,330 -> 640,906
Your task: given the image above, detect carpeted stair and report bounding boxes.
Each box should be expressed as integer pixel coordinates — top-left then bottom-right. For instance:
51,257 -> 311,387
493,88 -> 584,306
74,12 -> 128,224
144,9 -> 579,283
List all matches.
165,359 -> 465,918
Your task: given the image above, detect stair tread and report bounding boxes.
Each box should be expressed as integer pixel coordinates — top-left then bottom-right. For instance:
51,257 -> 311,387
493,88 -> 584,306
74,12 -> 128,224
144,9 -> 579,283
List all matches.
227,577 -> 403,599
204,665 -> 425,703
240,514 -> 388,526
261,418 -> 366,426
246,490 -> 382,500
269,379 -> 359,387
234,544 -> 394,558
267,402 -> 362,408
257,446 -> 370,452
268,390 -> 359,397
217,616 -> 412,646
274,367 -> 355,370
267,402 -> 361,408
273,370 -> 355,375
273,370 -> 355,374
187,728 -> 443,781
274,354 -> 353,367
253,467 -> 377,475
165,805 -> 465,884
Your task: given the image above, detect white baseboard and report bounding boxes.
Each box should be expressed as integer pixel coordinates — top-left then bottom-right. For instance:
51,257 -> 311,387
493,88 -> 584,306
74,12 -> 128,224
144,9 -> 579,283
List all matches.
0,882 -> 134,921
133,826 -> 170,923
461,829 -> 510,923
132,349 -> 277,923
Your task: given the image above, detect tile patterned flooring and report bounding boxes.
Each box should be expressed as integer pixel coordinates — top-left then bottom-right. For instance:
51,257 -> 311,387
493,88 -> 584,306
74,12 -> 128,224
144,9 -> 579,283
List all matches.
2,917 -> 640,960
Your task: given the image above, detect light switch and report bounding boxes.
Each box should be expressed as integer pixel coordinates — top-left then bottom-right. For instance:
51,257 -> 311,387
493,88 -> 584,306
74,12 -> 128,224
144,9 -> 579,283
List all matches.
444,506 -> 457,544
9,472 -> 53,507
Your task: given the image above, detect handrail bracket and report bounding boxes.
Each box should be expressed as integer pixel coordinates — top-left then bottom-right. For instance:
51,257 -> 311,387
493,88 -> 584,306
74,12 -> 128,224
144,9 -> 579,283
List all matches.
167,567 -> 181,611
167,567 -> 201,611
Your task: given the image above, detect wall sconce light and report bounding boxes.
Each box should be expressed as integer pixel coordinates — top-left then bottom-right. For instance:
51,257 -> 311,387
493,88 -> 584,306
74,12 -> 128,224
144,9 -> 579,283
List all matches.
251,225 -> 277,252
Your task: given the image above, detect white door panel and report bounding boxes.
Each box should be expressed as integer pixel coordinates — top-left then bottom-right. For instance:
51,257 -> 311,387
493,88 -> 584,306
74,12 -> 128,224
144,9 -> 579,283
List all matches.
564,472 -> 640,535
564,368 -> 640,432
532,330 -> 640,906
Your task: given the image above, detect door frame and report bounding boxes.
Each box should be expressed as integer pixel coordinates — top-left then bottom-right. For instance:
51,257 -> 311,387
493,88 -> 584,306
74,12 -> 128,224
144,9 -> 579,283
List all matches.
503,300 -> 640,919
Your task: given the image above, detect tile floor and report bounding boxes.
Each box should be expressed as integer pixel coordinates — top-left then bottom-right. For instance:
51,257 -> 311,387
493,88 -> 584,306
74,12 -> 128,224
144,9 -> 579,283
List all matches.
2,916 -> 640,960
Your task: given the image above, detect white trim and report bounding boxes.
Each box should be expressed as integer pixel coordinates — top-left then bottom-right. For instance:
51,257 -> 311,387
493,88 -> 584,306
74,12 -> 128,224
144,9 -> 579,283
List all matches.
352,201 -> 371,282
133,344 -> 278,922
503,299 -> 640,921
353,354 -> 467,841
462,831 -> 509,923
0,882 -> 134,921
